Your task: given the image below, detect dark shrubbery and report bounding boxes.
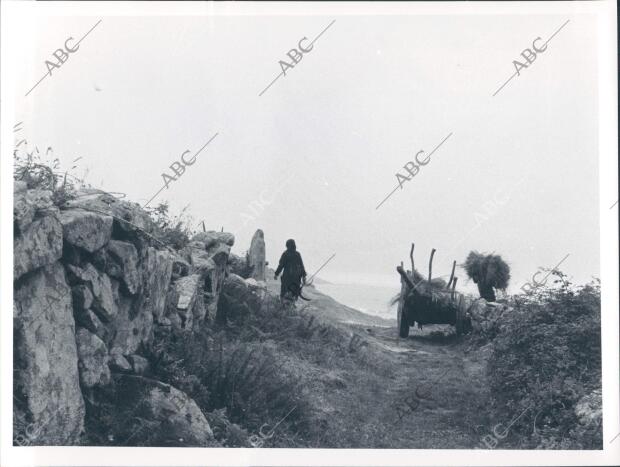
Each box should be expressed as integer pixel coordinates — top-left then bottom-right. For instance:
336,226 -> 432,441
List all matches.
148,295 -> 315,447
486,271 -> 601,449
227,252 -> 254,279
145,202 -> 193,250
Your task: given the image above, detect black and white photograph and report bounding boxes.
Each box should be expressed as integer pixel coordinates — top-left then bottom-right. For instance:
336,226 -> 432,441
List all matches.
1,1 -> 618,466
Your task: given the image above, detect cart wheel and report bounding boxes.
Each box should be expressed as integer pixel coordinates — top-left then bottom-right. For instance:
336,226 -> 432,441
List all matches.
398,307 -> 410,338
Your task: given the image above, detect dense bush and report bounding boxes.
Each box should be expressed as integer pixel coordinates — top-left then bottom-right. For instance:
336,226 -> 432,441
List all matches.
485,270 -> 601,449
227,252 -> 254,279
145,202 -> 194,250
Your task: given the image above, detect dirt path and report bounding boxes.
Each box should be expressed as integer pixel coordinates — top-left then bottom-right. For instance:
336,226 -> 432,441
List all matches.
265,278 -> 491,448
346,324 -> 490,449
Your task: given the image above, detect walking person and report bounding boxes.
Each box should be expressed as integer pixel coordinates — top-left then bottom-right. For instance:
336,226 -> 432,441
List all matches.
274,239 -> 307,302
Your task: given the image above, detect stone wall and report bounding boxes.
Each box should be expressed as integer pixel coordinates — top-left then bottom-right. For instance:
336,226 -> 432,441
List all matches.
13,185 -> 234,445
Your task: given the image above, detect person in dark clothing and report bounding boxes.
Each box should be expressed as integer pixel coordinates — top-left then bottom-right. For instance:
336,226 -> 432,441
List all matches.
476,281 -> 496,302
274,239 -> 307,300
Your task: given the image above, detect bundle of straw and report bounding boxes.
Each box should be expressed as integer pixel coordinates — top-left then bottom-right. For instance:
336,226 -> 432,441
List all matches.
463,251 -> 510,290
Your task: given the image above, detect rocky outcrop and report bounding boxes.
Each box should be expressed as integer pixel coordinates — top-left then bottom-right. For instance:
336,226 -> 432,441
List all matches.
114,375 -> 216,446
575,389 -> 602,426
67,263 -> 117,322
13,262 -> 85,445
249,229 -> 266,281
216,274 -> 264,324
467,299 -> 510,335
144,248 -> 174,322
75,328 -> 111,388
105,240 -> 140,295
13,184 -> 234,446
64,189 -> 156,241
59,210 -> 113,253
14,215 -> 63,280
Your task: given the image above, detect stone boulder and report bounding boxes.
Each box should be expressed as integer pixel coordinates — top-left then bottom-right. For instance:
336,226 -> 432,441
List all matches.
114,375 -> 215,446
189,247 -> 216,277
105,240 -> 140,295
108,349 -> 132,373
14,180 -> 28,193
14,215 -> 63,280
66,263 -> 117,322
216,232 -> 235,247
74,307 -> 107,340
143,248 -> 174,322
13,262 -> 85,445
71,285 -> 107,339
75,328 -> 111,388
192,231 -> 219,249
575,389 -> 602,426
466,299 -> 510,334
59,209 -> 113,253
171,255 -> 190,280
72,284 -> 93,311
127,354 -> 150,375
248,229 -> 266,281
207,243 -> 231,267
13,188 -> 57,234
64,189 -> 155,241
216,274 -> 263,324
173,274 -> 202,330
109,279 -> 154,355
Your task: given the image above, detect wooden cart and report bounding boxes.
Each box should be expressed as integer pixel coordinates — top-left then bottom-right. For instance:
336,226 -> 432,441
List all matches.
396,243 -> 471,337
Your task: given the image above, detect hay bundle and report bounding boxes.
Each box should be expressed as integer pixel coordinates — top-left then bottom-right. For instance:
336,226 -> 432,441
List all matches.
464,251 -> 511,290
390,269 -> 448,306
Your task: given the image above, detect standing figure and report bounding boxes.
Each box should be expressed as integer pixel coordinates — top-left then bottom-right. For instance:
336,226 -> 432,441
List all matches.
274,239 -> 307,301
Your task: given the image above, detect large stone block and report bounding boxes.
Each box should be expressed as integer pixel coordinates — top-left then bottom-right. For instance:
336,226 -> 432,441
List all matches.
75,328 -> 111,388
143,248 -> 174,321
63,189 -> 156,241
248,229 -> 266,281
13,188 -> 56,234
105,240 -> 140,295
114,375 -> 215,446
191,231 -> 219,248
14,215 -> 63,280
109,279 -> 154,355
66,263 -> 117,322
13,262 -> 85,445
59,209 -> 113,253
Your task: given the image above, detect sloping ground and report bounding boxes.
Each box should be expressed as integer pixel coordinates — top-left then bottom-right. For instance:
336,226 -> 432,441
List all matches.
261,276 -> 490,448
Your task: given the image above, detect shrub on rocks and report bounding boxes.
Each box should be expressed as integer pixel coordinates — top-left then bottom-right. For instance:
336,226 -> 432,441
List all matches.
486,271 -> 601,449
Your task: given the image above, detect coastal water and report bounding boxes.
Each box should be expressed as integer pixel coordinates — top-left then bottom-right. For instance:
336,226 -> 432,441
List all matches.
314,282 -> 400,320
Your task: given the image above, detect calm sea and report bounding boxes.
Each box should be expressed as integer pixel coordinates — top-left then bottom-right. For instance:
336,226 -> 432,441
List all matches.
314,282 -> 400,320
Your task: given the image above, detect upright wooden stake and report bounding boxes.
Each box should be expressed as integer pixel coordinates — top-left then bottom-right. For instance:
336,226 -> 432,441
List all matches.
447,260 -> 456,289
410,243 -> 415,274
397,261 -> 407,332
428,248 -> 436,283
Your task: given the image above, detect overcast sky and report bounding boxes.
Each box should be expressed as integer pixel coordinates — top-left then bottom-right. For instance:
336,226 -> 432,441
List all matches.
14,10 -> 600,294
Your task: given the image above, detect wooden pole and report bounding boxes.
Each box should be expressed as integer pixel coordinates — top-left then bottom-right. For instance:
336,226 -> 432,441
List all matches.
397,261 -> 406,331
447,260 -> 456,289
428,248 -> 436,283
397,265 -> 415,289
410,243 -> 415,274
451,276 -> 458,299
